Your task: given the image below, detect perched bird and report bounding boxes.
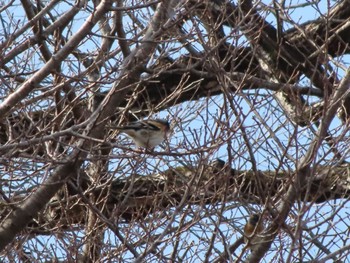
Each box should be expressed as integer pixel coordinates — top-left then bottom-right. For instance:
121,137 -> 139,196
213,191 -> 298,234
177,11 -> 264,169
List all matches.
244,214 -> 264,250
113,119 -> 171,148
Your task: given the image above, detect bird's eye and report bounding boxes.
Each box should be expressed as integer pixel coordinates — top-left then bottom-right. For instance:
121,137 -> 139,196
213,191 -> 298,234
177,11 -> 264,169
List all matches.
141,131 -> 149,136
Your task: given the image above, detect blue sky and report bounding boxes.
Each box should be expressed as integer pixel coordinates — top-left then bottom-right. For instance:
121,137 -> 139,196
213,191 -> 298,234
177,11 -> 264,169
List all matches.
1,0 -> 350,262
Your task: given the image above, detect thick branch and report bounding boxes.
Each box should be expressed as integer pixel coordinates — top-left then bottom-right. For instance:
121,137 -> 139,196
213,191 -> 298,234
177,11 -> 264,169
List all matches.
247,67 -> 350,262
0,0 -> 112,251
40,160 -> 350,228
0,0 -> 180,252
0,162 -> 78,250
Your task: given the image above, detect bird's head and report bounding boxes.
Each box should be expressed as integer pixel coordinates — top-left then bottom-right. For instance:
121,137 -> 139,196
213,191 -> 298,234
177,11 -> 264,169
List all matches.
153,119 -> 171,133
249,214 -> 261,225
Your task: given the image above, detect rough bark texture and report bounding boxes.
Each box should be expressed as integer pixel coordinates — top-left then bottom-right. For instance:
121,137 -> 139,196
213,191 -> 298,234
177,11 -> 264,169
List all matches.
1,0 -> 350,262
4,160 -> 348,232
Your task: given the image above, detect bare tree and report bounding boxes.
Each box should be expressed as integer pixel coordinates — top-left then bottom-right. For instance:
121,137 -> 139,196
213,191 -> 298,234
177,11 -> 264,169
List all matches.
0,0 -> 350,262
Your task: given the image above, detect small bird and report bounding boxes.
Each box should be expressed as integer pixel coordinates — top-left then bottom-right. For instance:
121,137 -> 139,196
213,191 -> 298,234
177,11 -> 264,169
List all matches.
244,214 -> 264,250
113,119 -> 171,148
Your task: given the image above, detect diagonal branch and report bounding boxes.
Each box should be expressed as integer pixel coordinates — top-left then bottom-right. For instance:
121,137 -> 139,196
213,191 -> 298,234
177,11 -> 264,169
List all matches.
0,1 -> 107,119
0,0 -> 182,252
246,67 -> 350,262
0,0 -> 112,250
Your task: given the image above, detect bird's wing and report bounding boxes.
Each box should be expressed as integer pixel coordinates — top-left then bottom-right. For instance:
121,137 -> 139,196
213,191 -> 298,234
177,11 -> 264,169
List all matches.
113,121 -> 160,131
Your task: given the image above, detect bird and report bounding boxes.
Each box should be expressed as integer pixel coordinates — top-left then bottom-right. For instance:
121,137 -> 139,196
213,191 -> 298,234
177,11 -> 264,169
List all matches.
112,119 -> 171,148
244,213 -> 264,250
